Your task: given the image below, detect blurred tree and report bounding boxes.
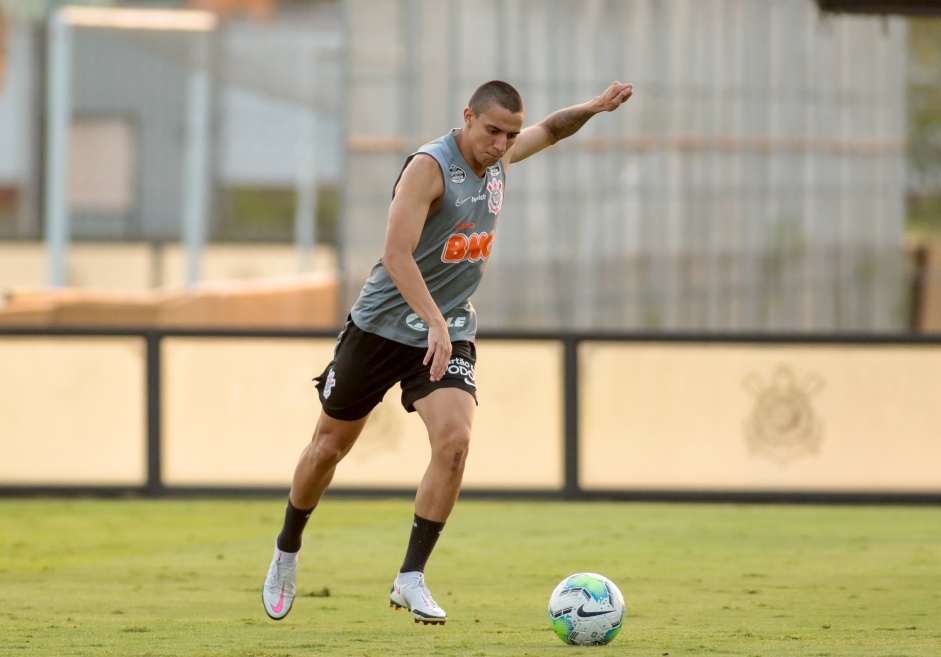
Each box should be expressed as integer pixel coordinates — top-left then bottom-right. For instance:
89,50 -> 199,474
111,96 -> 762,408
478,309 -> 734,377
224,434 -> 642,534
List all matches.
908,18 -> 941,237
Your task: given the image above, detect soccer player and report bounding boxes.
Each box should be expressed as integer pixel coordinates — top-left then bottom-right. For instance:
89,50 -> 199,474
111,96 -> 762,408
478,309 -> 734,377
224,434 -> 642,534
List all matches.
263,79 -> 633,624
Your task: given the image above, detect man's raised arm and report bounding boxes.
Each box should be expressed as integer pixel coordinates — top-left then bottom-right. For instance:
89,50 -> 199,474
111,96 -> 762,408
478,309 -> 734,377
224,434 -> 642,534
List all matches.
506,81 -> 633,165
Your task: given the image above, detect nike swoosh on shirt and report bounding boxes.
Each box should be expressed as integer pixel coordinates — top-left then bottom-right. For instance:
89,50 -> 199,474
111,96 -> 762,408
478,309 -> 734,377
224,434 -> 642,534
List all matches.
455,197 -> 472,206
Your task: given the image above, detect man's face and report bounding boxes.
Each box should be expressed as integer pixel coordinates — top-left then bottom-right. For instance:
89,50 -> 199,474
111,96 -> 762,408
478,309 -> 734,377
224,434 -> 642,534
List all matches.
463,104 -> 524,168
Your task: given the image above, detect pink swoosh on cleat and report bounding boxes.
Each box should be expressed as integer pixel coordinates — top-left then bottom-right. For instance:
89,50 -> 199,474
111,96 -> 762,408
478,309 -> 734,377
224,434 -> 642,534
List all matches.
271,585 -> 285,614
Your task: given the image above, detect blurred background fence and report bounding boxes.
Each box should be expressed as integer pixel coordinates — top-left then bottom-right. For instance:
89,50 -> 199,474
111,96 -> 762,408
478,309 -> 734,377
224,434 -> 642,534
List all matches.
345,0 -> 908,333
1,0 -> 938,333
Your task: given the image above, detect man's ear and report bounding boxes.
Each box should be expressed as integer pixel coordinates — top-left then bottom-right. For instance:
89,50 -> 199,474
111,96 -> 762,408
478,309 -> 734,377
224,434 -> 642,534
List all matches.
463,107 -> 475,126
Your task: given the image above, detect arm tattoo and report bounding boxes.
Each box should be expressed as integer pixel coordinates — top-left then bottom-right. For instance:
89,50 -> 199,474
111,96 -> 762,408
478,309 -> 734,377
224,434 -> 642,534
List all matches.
542,106 -> 595,143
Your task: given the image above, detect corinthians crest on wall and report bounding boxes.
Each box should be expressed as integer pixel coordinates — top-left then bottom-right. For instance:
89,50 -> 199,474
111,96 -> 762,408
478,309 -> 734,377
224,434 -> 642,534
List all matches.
743,365 -> 825,465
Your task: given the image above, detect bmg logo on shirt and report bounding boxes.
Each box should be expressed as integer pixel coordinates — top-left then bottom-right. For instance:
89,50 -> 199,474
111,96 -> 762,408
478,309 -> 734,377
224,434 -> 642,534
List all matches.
441,231 -> 494,263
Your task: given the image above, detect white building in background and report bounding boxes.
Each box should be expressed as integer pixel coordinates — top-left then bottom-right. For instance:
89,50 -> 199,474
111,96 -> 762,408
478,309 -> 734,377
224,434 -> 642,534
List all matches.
0,1 -> 343,243
0,20 -> 39,235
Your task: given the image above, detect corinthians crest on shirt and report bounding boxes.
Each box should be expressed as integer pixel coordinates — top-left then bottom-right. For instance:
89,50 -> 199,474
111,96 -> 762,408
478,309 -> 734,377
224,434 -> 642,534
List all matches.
486,177 -> 503,215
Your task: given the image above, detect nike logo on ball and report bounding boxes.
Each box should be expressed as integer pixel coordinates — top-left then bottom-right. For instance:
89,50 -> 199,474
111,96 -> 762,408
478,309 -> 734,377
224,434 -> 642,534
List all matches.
575,604 -> 610,618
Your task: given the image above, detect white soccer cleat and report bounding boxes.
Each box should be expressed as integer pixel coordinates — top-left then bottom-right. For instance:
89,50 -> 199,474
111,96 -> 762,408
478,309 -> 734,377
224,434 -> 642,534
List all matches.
389,572 -> 447,625
262,546 -> 298,620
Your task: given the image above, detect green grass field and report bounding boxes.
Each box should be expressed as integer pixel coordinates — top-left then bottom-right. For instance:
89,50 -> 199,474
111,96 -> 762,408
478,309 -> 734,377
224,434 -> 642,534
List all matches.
1,498 -> 939,656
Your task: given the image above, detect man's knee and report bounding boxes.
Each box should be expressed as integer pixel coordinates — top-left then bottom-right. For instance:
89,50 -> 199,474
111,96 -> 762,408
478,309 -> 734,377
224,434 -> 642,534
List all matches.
432,426 -> 471,470
305,431 -> 355,468
301,413 -> 367,469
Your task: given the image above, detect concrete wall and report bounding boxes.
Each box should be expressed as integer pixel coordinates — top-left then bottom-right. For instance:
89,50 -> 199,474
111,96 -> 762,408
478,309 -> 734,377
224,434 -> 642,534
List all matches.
0,336 -> 563,490
581,343 -> 941,493
1,335 -> 938,495
0,336 -> 147,484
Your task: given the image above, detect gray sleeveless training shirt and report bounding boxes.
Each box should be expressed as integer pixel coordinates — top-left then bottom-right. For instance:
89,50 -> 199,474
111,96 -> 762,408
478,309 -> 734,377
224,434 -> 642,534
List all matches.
350,129 -> 505,347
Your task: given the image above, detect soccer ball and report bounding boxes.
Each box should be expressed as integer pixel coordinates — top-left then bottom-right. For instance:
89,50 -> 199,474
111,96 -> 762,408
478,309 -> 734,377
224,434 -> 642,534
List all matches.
547,572 -> 625,646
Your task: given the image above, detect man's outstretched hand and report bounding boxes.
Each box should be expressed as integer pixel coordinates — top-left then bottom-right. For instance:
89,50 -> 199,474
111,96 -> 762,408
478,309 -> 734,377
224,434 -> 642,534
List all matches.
595,82 -> 633,112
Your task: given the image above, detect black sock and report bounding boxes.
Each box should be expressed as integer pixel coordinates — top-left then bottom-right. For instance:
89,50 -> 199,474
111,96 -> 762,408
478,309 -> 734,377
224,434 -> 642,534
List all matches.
399,514 -> 446,573
276,499 -> 315,553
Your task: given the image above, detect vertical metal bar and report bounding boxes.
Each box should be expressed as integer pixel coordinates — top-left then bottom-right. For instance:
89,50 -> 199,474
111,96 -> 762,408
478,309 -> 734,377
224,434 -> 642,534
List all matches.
548,0 -> 565,327
44,10 -> 71,288
145,332 -> 163,496
447,0 -> 459,116
562,336 -> 580,499
182,33 -> 212,287
400,0 -> 419,140
295,41 -> 318,272
295,113 -> 318,272
336,0 -> 353,322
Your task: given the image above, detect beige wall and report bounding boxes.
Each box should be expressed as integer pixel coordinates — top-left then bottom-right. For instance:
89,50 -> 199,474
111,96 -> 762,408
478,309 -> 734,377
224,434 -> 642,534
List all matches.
581,343 -> 941,492
0,242 -> 336,293
2,335 -> 939,493
161,339 -> 563,489
0,337 -> 146,484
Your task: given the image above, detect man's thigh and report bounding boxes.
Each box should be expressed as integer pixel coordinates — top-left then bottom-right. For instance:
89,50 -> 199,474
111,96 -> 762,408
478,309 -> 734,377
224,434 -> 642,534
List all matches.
412,386 -> 477,440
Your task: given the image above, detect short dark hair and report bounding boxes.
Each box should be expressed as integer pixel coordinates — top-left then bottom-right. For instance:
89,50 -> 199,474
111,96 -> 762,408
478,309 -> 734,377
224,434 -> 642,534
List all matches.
468,80 -> 524,115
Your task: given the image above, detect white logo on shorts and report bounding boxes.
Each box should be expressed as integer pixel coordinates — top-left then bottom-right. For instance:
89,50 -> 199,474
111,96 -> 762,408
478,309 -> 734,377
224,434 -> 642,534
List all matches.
448,357 -> 475,389
323,368 -> 337,398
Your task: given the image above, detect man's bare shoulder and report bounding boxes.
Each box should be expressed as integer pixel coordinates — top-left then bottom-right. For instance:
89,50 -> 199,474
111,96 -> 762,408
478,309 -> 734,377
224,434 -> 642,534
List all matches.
403,152 -> 441,176
396,153 -> 444,194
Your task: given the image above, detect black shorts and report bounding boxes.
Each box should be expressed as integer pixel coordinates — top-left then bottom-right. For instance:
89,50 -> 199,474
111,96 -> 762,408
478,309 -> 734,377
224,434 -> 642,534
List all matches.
313,318 -> 478,421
